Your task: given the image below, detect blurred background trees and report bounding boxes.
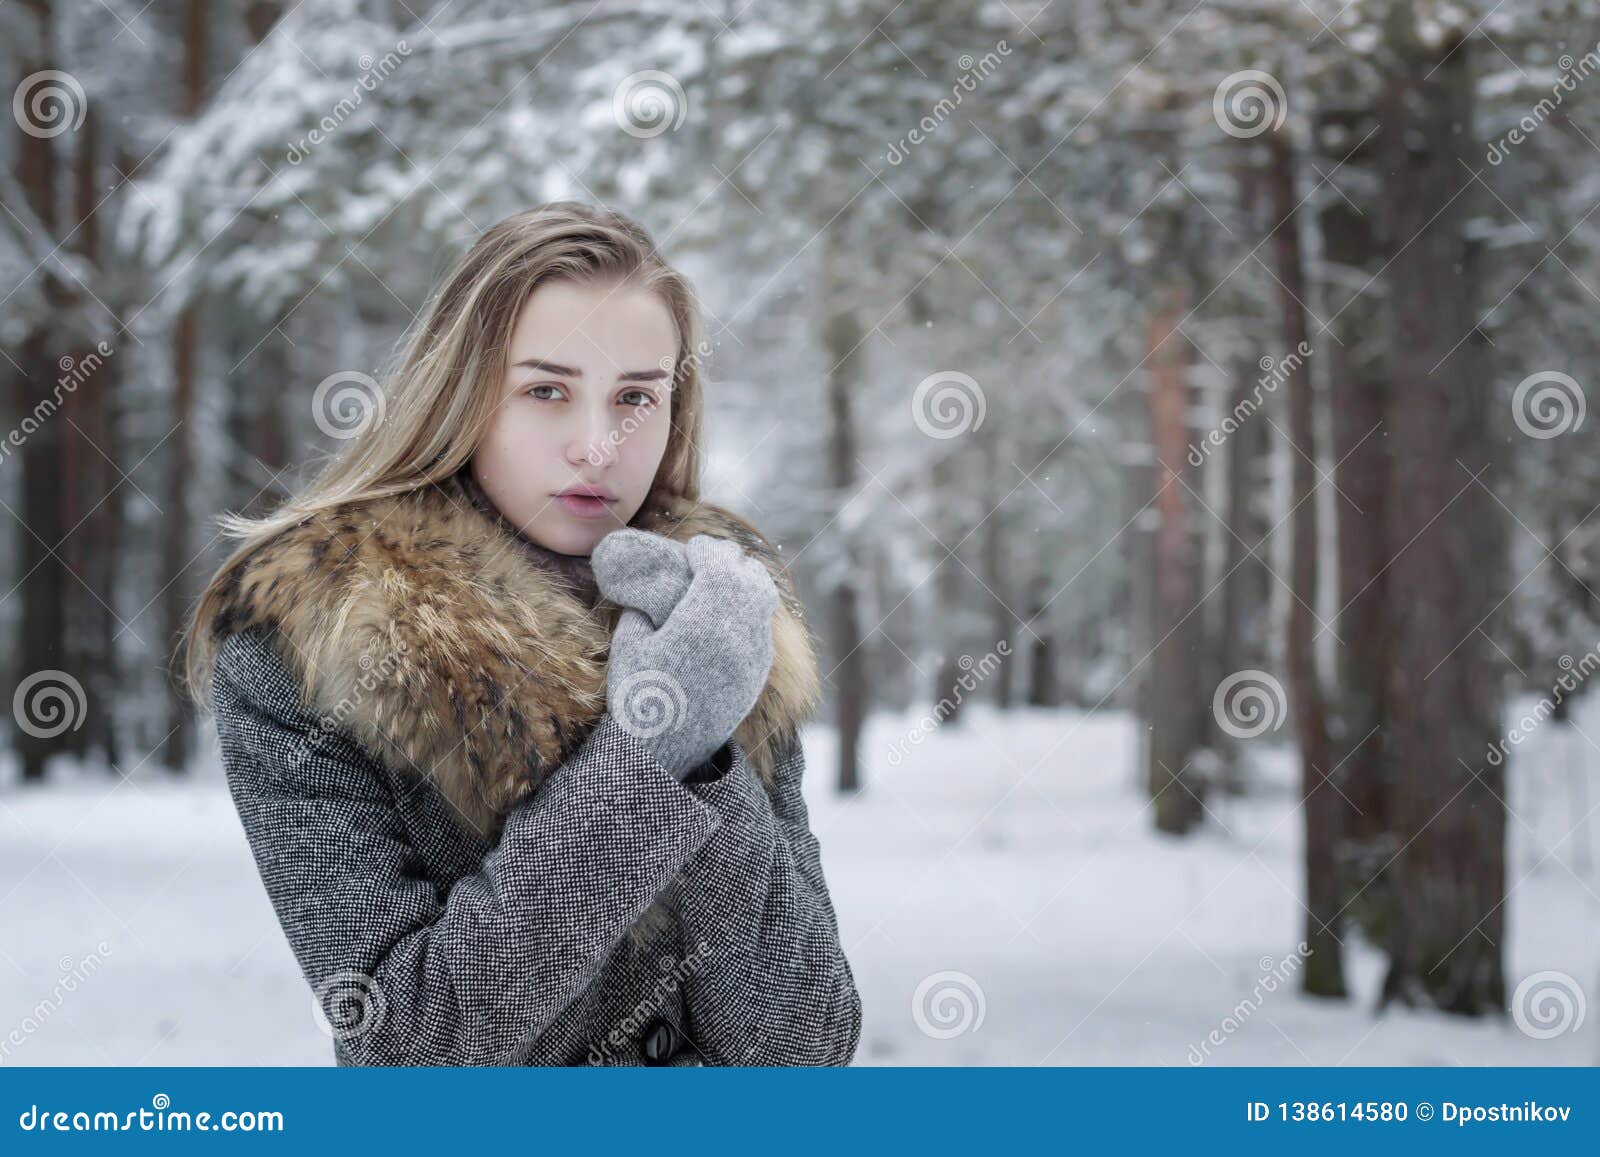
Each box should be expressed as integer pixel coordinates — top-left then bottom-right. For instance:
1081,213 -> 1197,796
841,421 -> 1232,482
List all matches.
3,0 -> 1596,1023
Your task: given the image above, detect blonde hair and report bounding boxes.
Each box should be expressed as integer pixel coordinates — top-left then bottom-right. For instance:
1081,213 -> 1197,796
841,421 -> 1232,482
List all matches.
182,201 -> 707,704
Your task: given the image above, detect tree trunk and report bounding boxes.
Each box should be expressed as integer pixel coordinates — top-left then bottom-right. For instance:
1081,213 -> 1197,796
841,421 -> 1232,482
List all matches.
158,0 -> 209,774
65,104 -> 121,770
1317,101 -> 1394,948
1026,577 -> 1062,707
1377,8 -> 1506,1015
822,225 -> 864,794
983,425 -> 1016,709
932,450 -> 967,728
1145,283 -> 1206,834
15,0 -> 70,783
1266,126 -> 1344,998
1215,163 -> 1274,795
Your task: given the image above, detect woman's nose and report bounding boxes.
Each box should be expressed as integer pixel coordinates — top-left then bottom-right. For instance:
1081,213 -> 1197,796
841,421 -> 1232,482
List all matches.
567,408 -> 619,468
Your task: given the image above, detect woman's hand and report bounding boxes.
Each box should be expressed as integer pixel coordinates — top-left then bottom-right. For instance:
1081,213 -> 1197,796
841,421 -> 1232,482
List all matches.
592,532 -> 779,779
590,528 -> 692,628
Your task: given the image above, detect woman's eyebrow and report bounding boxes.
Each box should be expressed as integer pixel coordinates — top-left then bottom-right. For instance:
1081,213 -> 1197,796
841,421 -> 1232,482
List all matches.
512,356 -> 669,382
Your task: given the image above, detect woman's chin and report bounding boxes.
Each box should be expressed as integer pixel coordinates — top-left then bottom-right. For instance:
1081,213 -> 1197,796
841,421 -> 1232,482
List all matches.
532,523 -> 602,558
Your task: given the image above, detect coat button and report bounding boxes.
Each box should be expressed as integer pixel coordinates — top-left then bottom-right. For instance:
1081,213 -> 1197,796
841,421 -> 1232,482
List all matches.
640,1017 -> 679,1065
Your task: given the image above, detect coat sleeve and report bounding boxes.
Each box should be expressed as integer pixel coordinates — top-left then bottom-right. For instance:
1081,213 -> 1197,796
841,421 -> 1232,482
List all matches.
210,628 -> 723,1067
669,732 -> 864,1065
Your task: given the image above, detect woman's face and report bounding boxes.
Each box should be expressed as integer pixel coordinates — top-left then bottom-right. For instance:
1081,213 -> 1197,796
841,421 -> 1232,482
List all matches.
470,278 -> 676,557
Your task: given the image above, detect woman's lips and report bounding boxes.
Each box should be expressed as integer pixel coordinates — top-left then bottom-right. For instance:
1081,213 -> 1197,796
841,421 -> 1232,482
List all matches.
555,493 -> 618,520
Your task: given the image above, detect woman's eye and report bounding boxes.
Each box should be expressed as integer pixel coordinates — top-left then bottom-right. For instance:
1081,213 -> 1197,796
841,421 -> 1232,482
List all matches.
620,390 -> 657,410
525,384 -> 563,401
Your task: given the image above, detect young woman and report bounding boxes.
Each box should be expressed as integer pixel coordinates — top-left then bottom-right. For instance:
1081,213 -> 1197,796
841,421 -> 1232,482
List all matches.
185,202 -> 862,1067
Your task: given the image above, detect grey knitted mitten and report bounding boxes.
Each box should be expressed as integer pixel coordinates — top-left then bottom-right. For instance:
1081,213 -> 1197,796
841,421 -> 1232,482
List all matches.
592,531 -> 779,779
590,529 -> 693,629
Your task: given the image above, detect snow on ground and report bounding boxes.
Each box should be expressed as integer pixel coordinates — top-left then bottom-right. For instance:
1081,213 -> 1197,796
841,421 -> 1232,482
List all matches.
0,697 -> 1595,1066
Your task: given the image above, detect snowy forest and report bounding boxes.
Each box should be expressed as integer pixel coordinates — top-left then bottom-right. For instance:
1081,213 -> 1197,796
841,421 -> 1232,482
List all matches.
1,0 -> 1597,1065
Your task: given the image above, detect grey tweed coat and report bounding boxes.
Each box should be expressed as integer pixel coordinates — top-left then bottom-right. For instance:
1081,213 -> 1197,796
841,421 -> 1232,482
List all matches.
204,477 -> 862,1066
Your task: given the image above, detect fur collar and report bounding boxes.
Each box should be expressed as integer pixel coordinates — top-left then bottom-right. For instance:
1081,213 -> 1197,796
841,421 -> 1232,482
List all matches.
207,473 -> 821,842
